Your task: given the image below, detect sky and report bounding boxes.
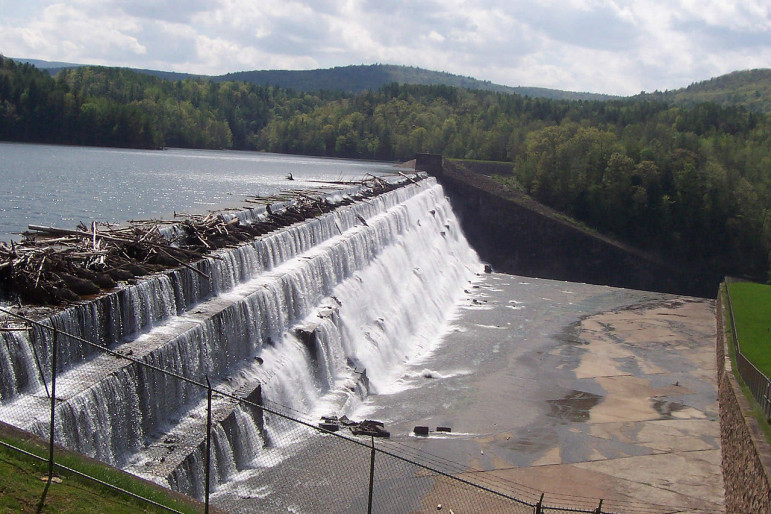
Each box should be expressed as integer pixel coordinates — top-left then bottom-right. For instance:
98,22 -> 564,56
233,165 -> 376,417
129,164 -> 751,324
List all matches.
0,0 -> 769,96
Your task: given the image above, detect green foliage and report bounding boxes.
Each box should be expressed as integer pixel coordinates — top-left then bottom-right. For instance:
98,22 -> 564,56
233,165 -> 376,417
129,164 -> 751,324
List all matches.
728,281 -> 771,376
0,56 -> 162,148
257,85 -> 770,281
1,56 -> 769,282
54,65 -> 326,150
641,69 -> 771,114
217,64 -> 617,101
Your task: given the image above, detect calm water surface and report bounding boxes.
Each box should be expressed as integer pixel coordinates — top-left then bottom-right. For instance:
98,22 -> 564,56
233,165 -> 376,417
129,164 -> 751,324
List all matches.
0,142 -> 404,241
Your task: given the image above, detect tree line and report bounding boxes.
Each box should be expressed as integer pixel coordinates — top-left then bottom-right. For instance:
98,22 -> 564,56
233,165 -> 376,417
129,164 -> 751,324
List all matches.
0,56 -> 768,282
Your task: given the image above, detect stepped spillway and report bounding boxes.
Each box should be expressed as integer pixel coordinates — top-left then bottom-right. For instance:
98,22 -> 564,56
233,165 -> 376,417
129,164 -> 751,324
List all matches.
0,177 -> 481,500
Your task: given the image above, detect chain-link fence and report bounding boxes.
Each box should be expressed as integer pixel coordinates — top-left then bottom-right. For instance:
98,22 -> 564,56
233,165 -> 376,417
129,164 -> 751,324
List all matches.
0,307 -> 686,514
724,278 -> 771,419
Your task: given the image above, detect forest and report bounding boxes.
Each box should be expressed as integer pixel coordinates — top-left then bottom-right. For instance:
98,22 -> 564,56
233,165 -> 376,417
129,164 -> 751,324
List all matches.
0,56 -> 769,282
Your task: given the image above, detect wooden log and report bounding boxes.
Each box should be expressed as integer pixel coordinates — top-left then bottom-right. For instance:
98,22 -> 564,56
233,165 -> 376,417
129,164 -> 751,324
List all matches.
107,268 -> 134,281
28,225 -> 133,244
158,248 -> 210,280
56,273 -> 100,296
398,171 -> 417,184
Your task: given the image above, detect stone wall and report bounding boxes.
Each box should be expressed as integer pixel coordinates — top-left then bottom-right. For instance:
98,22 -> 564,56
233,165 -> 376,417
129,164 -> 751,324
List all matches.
716,289 -> 771,512
426,158 -> 720,297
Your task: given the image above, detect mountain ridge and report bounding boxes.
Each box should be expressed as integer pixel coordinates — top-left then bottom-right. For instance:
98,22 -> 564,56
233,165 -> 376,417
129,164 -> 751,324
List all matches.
10,58 -> 618,101
215,64 -> 618,101
10,57 -> 771,112
637,69 -> 771,113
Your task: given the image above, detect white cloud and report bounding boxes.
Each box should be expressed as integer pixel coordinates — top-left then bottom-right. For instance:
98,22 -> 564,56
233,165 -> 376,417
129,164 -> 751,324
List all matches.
1,2 -> 147,63
1,0 -> 768,94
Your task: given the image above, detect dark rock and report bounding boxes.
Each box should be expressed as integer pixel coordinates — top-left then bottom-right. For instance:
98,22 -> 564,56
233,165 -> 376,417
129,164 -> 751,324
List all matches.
244,384 -> 265,434
295,326 -> 318,359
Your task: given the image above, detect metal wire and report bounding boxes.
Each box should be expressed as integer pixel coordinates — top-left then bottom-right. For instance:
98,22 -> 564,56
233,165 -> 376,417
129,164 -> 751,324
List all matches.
0,306 -> 703,513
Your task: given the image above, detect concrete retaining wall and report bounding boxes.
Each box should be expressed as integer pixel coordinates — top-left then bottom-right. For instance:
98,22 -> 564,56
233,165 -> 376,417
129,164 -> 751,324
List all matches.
422,157 -> 720,297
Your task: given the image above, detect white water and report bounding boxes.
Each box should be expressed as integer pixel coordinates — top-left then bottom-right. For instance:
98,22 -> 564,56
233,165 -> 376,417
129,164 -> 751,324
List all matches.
0,178 -> 480,500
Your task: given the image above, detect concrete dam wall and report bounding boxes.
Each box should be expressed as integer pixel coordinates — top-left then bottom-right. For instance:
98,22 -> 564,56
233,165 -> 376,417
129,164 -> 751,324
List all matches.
0,176 -> 481,505
418,155 -> 720,298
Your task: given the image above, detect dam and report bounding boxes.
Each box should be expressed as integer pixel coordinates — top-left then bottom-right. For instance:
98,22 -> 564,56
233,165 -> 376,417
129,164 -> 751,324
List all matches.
0,154 -> 725,513
0,174 -> 491,508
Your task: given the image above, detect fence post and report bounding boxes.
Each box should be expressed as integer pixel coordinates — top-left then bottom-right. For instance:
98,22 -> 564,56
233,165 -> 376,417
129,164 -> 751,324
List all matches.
28,325 -> 50,399
47,327 -> 58,482
535,493 -> 544,514
205,375 -> 212,514
367,436 -> 376,514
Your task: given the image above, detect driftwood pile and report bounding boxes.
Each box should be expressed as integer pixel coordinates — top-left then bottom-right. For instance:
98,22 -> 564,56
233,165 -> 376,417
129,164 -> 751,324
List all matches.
0,175 -> 406,306
318,415 -> 390,438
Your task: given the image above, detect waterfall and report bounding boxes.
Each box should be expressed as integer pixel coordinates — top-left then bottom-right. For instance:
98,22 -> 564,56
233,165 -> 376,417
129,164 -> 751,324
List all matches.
0,177 -> 480,500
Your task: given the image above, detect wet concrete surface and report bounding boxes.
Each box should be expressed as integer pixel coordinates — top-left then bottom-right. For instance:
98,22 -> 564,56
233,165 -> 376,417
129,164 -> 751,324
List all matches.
354,273 -> 724,513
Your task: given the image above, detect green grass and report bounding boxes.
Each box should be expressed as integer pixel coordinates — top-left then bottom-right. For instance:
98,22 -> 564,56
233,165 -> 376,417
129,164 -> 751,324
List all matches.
722,284 -> 771,443
0,428 -> 201,513
727,281 -> 771,376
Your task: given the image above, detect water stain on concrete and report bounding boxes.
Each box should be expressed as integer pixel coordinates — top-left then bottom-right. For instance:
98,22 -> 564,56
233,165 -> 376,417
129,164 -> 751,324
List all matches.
547,390 -> 603,423
652,398 -> 687,418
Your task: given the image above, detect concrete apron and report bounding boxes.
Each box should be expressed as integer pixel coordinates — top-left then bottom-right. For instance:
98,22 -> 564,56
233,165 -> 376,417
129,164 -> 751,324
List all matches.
358,273 -> 724,513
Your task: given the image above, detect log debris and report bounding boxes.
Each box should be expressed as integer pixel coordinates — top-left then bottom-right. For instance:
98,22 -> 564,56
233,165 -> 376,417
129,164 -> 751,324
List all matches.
1,175 -> 411,306
319,415 -> 390,438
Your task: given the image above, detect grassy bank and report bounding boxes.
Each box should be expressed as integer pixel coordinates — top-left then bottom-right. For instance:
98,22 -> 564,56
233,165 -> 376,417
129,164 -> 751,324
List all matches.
728,281 -> 771,376
0,423 -> 201,513
722,283 -> 771,444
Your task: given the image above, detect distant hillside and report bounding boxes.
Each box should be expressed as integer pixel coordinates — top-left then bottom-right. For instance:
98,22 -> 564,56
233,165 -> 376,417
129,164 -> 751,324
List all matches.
15,58 -> 771,112
10,57 -> 85,70
117,68 -> 200,82
218,64 -> 617,101
639,69 -> 771,113
15,58 -> 615,101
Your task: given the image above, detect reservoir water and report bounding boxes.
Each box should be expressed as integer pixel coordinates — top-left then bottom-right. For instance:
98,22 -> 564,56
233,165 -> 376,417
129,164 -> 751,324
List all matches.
0,142 -> 405,242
